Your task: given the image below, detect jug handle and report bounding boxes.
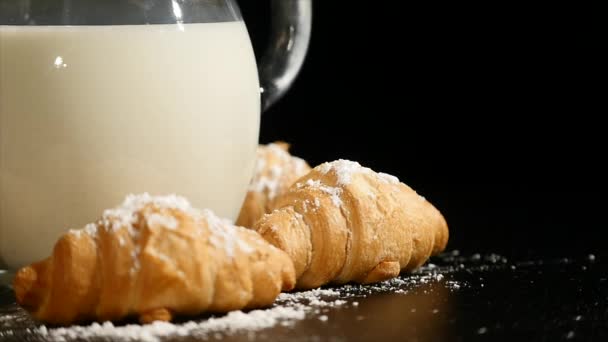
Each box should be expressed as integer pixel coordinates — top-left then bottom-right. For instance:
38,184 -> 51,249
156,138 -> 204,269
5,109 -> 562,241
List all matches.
258,0 -> 312,112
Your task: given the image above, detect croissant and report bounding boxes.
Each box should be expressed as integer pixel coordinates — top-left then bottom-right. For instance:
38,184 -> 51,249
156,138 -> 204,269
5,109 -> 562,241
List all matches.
236,142 -> 311,228
12,194 -> 295,325
254,160 -> 448,289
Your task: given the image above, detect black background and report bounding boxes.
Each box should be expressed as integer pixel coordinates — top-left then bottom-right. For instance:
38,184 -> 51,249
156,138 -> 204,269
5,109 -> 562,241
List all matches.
0,4 -> 606,341
238,2 -> 604,259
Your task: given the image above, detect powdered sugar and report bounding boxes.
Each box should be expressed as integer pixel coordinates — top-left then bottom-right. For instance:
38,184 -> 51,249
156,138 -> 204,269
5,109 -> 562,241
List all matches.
202,209 -> 253,258
129,245 -> 141,276
68,223 -> 98,239
67,229 -> 82,238
64,194 -> 254,274
296,179 -> 343,207
316,159 -> 399,186
293,157 -> 309,176
249,177 -> 280,199
11,270 -> 462,342
31,307 -> 305,342
317,159 -> 401,186
277,288 -> 340,302
0,314 -> 18,322
248,143 -> 310,200
301,200 -> 309,212
318,159 -> 368,185
101,193 -> 194,234
2,253 -> 472,342
269,164 -> 282,179
301,198 -> 320,213
377,172 -> 400,184
67,193 -> 194,240
266,142 -> 291,161
145,213 -> 178,230
20,287 -> 350,342
321,188 -> 342,207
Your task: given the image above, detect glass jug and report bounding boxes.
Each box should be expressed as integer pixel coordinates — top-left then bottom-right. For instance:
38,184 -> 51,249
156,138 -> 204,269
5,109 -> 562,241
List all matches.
0,0 -> 312,271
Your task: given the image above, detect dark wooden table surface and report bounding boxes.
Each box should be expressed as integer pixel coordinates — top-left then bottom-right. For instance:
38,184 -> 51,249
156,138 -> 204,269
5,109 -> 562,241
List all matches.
1,252 -> 606,341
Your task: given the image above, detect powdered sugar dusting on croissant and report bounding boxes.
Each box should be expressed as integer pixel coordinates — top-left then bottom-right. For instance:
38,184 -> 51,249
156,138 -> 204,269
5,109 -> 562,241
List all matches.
146,213 -> 179,230
69,193 -> 191,238
377,172 -> 399,184
68,193 -> 254,260
317,159 -> 400,186
202,208 -> 254,257
101,193 -> 194,231
295,179 -> 343,207
295,160 -> 402,210
248,143 -> 310,200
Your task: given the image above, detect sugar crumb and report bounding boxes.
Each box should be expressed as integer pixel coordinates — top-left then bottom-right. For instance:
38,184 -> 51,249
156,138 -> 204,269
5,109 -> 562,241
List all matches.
377,172 -> 399,184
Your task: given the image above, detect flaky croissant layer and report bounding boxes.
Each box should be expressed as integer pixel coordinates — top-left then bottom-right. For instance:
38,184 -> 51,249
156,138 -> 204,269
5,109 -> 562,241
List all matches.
13,194 -> 295,325
254,160 -> 449,290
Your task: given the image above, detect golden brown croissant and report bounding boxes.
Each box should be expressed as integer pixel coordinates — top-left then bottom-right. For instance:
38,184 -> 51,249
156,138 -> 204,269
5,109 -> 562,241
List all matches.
12,194 -> 295,325
254,160 -> 448,290
236,142 -> 311,228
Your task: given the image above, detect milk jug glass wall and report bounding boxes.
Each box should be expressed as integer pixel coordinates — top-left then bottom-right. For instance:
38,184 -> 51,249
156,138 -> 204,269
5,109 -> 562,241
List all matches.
0,0 -> 311,270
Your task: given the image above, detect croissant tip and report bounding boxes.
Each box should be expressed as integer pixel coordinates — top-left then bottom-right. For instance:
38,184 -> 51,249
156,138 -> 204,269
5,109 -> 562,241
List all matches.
13,265 -> 38,308
139,308 -> 173,324
282,278 -> 296,292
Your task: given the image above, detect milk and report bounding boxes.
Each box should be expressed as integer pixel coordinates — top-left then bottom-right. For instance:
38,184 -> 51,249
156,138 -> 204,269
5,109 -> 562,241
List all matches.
0,22 -> 260,269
